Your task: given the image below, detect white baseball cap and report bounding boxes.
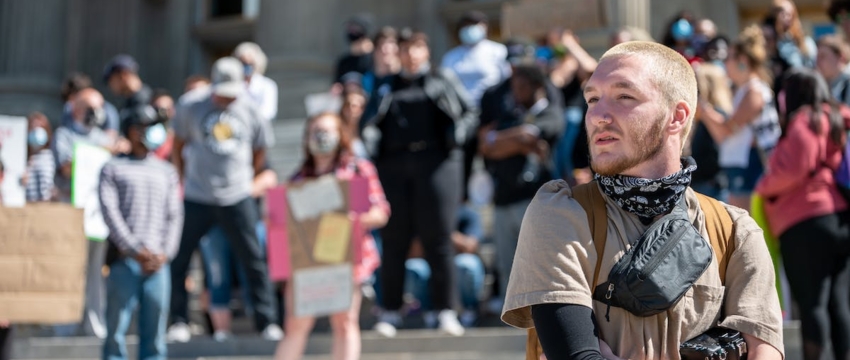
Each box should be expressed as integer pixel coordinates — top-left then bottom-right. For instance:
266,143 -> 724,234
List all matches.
211,57 -> 245,98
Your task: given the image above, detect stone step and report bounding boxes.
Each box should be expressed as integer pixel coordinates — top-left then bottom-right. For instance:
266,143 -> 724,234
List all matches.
12,322 -> 804,360
12,328 -> 527,360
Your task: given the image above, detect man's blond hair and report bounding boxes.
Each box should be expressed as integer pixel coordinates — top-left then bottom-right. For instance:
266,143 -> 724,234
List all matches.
599,41 -> 698,144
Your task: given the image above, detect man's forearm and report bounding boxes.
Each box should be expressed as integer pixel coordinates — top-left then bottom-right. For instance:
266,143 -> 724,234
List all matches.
743,333 -> 782,360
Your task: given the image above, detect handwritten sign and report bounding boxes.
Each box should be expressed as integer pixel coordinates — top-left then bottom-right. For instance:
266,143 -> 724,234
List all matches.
0,116 -> 28,207
71,142 -> 112,241
313,213 -> 352,264
292,264 -> 353,317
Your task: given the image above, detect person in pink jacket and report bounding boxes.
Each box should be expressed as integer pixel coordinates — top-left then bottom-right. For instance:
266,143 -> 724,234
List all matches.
756,67 -> 850,360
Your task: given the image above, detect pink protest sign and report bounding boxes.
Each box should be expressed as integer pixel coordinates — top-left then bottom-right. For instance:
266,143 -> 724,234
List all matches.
266,186 -> 291,281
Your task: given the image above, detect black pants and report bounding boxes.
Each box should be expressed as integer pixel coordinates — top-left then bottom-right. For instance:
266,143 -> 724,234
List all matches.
0,326 -> 11,360
781,211 -> 850,360
377,149 -> 462,311
169,197 -> 276,331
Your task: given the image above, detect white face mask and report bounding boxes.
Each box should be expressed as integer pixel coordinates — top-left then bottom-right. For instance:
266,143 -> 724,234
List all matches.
459,24 -> 486,45
308,130 -> 340,155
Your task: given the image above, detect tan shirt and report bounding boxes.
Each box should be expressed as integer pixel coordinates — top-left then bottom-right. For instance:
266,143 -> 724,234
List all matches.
501,180 -> 784,360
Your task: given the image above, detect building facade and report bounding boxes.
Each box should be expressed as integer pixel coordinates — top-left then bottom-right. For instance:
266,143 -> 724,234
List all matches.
0,0 -> 839,123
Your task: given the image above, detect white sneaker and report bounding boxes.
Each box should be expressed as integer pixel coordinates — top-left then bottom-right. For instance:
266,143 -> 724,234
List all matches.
213,330 -> 232,342
167,322 -> 192,343
261,324 -> 284,341
373,311 -> 401,338
438,309 -> 465,336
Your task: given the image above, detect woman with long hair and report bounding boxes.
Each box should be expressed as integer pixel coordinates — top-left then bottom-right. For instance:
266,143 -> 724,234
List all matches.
771,0 -> 817,69
274,112 -> 389,360
699,25 -> 782,210
756,67 -> 850,360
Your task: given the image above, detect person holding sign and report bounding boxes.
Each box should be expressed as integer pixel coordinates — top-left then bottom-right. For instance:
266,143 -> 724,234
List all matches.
99,105 -> 183,360
274,112 -> 389,360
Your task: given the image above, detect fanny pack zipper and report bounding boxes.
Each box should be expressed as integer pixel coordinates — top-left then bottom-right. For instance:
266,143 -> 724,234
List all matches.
639,223 -> 689,279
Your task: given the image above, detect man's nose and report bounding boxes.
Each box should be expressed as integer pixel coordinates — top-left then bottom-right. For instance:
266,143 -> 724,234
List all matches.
586,100 -> 613,127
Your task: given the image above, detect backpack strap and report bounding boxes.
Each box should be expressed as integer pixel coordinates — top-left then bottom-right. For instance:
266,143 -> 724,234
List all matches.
572,181 -> 609,290
694,192 -> 735,285
526,181 -> 608,360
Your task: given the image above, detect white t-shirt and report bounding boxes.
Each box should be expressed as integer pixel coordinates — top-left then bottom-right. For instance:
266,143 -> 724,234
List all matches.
441,39 -> 510,104
718,80 -> 780,168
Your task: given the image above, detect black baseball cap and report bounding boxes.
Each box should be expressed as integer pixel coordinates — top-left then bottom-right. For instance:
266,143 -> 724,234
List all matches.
120,105 -> 163,136
102,54 -> 139,84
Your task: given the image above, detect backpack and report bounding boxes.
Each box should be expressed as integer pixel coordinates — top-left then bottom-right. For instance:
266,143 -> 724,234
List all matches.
525,181 -> 735,360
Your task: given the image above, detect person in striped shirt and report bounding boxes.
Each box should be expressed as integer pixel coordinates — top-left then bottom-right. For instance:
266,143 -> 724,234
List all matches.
24,112 -> 55,202
99,105 -> 183,360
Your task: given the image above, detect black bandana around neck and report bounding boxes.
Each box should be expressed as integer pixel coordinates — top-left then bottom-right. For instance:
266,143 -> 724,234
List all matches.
594,157 -> 697,225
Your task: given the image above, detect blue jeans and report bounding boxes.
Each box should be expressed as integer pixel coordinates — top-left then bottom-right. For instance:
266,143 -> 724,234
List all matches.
404,254 -> 485,311
199,222 -> 267,313
103,258 -> 170,360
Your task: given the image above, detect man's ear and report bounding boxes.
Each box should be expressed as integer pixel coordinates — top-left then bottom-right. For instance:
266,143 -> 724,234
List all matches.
669,101 -> 691,135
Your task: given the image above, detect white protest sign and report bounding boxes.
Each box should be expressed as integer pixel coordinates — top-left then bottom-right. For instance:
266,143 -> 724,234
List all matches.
71,142 -> 112,241
286,175 -> 344,221
292,264 -> 353,317
0,116 -> 28,207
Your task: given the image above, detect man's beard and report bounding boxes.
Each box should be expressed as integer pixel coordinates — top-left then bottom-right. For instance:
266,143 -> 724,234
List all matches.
590,113 -> 666,176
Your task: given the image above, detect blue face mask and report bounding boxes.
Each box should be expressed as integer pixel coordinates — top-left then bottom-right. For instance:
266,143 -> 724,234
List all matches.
143,124 -> 167,151
671,19 -> 693,41
243,63 -> 254,77
459,24 -> 486,45
28,127 -> 48,147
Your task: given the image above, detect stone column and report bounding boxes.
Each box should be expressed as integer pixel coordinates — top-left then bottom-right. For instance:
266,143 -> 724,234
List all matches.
0,0 -> 69,120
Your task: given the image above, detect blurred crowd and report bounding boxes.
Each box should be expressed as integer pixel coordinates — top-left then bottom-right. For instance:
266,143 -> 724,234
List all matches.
4,0 -> 850,359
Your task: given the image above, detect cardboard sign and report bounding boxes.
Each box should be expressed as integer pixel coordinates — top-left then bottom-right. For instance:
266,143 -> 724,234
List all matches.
71,142 -> 112,241
292,264 -> 353,317
266,176 -> 369,281
501,0 -> 608,40
0,116 -> 28,207
0,203 -> 87,324
313,213 -> 352,264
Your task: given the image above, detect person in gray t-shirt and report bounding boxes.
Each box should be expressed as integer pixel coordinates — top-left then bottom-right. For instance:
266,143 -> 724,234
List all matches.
167,57 -> 281,343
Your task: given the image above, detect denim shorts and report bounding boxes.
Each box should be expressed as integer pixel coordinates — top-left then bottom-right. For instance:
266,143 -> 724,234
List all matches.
722,147 -> 764,196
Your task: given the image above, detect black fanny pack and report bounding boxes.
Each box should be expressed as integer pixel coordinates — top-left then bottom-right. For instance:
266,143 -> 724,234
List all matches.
592,198 -> 713,319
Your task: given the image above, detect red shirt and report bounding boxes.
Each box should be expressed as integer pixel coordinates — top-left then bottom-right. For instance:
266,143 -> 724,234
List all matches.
756,105 -> 850,236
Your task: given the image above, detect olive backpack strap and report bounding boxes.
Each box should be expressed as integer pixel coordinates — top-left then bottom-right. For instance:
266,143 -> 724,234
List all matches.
526,181 -> 608,360
694,192 -> 736,285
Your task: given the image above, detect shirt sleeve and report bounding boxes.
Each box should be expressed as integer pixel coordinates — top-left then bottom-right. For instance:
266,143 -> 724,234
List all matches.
357,159 -> 391,218
51,128 -> 73,167
162,164 -> 184,259
171,102 -> 190,140
501,180 -> 597,329
718,205 -> 786,357
535,104 -> 566,146
258,77 -> 279,122
98,163 -> 141,256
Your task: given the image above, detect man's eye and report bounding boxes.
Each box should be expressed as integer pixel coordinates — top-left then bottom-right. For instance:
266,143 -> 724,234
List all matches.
586,97 -> 599,104
618,95 -> 634,100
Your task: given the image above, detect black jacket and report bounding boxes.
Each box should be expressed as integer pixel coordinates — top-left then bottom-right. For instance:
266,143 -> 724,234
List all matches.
362,67 -> 478,159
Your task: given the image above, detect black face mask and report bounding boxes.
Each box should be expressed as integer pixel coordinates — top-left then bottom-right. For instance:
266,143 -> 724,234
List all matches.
84,107 -> 106,127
